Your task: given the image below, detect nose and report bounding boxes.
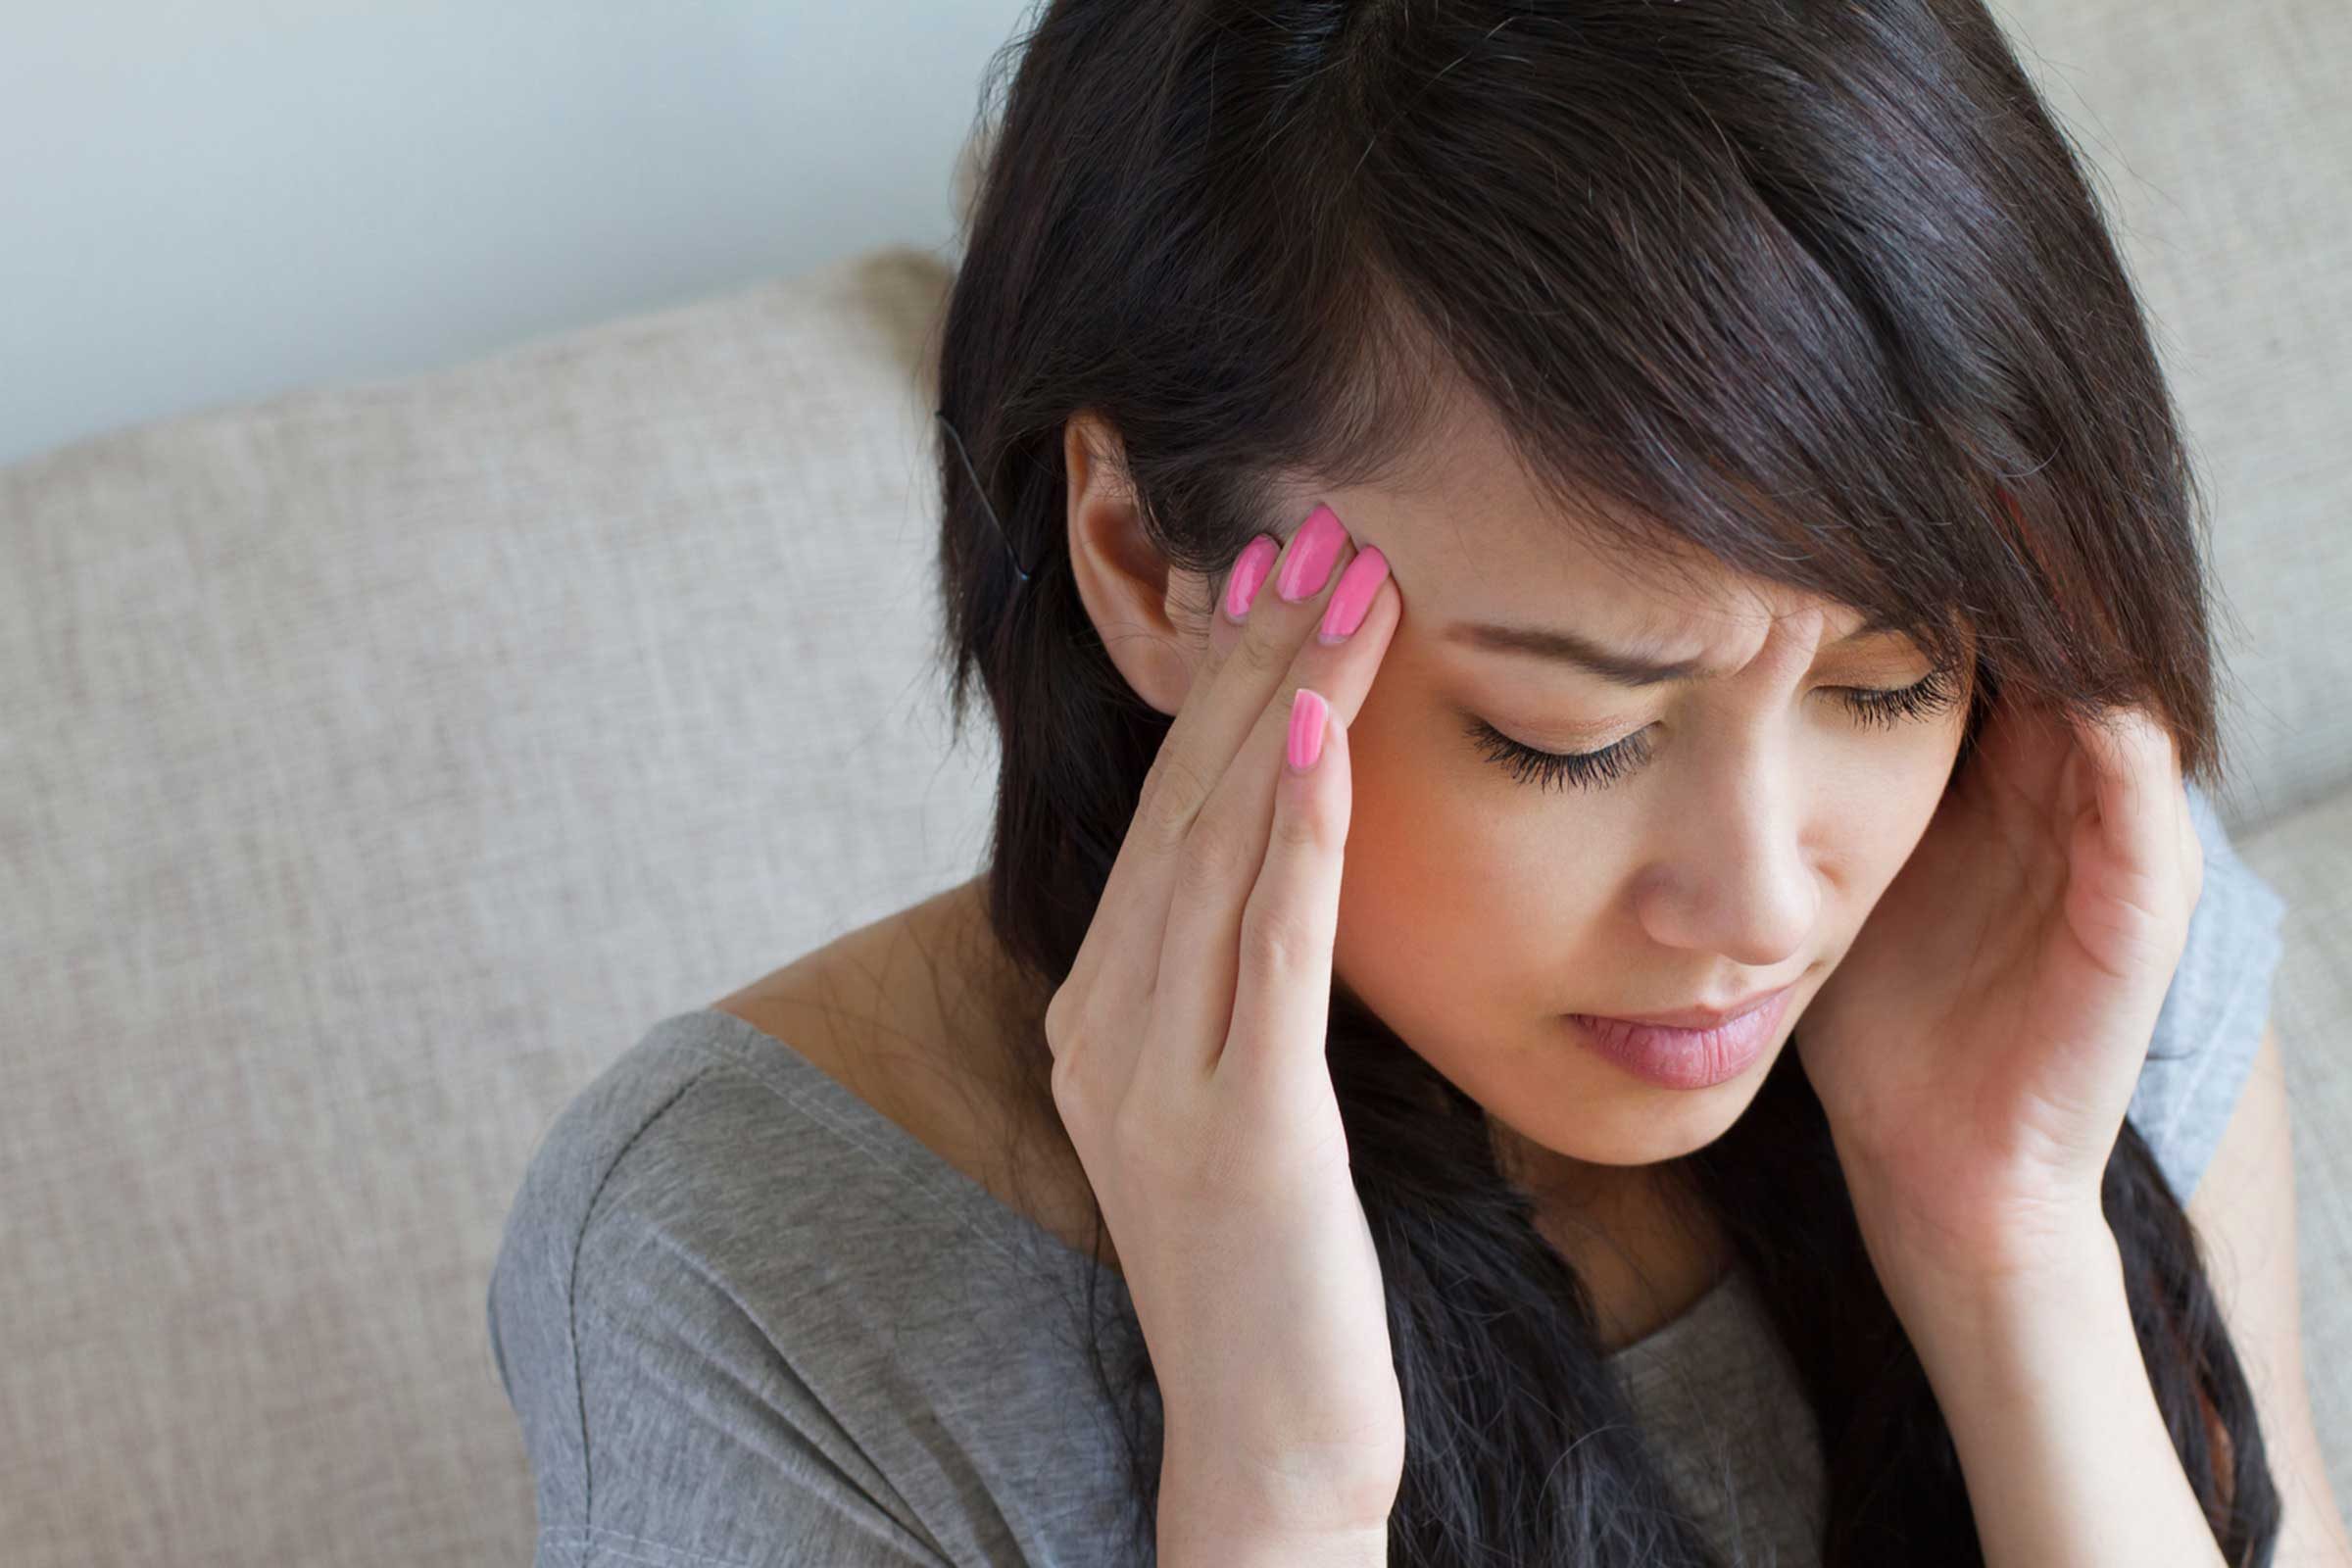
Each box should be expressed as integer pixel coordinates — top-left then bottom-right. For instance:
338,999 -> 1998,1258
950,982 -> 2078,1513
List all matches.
1632,754 -> 1817,970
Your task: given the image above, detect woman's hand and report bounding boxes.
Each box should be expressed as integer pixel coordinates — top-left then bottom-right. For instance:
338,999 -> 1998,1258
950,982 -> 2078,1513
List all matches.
1794,693 -> 2205,1298
1045,503 -> 1406,1547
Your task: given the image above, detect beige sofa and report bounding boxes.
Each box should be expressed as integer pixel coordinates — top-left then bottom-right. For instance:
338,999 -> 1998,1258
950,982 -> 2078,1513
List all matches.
5,5 -> 2346,1563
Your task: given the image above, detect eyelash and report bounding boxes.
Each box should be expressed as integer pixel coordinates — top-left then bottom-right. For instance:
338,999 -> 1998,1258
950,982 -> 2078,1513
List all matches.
1465,664 -> 1967,794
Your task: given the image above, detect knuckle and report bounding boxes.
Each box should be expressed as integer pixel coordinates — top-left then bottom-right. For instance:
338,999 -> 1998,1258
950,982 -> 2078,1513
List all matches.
1238,898 -> 1316,980
1139,751 -> 1211,854
1268,786 -> 1328,853
1043,983 -> 1076,1054
1047,1036 -> 1081,1097
1048,1031 -> 1102,1126
1232,624 -> 1290,680
1045,984 -> 1103,1070
1172,814 -> 1254,906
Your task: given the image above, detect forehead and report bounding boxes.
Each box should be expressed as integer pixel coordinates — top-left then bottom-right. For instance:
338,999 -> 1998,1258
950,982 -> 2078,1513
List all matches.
1291,394 -> 1860,645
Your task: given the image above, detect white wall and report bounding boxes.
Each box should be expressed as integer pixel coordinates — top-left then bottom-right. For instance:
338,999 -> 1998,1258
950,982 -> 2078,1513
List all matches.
2,1 -> 1033,466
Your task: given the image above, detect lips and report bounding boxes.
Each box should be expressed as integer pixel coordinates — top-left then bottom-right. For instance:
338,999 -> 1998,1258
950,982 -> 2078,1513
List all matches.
1583,981 -> 1794,1032
1568,984 -> 1795,1092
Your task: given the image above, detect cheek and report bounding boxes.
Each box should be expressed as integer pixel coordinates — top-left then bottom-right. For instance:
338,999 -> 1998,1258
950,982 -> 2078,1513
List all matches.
1343,691 -> 1522,917
1337,713 -> 1487,967
1335,708 -> 1607,1022
1817,716 -> 1973,930
1866,710 -> 1972,844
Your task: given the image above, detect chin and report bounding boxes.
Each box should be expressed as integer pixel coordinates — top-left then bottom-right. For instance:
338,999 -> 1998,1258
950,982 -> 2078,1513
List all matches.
1538,1046 -> 1788,1167
1577,1102 -> 1754,1166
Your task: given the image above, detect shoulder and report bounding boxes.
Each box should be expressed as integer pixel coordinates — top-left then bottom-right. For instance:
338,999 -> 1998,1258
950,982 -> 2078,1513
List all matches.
482,1015 -> 953,1566
485,1009 -> 1125,1566
2127,778 -> 2291,1203
481,1005 -> 936,1438
485,1005 -> 1071,1393
484,1005 -> 1138,1568
482,1012 -> 795,1469
485,1010 -> 741,1420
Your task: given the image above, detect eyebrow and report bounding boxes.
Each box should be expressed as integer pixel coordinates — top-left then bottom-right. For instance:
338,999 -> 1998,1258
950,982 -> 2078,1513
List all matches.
1442,611 -> 1911,687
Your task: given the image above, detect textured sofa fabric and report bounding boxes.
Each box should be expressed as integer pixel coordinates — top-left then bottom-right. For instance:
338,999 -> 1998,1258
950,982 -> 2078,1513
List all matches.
3,248 -> 987,1567
4,3 -> 2347,1564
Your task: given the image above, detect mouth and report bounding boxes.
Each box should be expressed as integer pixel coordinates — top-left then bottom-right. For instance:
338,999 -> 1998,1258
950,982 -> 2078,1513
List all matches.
1580,981 -> 1797,1032
1564,983 -> 1798,1092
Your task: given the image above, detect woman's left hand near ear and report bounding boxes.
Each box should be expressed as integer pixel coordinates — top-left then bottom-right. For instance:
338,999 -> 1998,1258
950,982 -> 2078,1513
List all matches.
1794,694 -> 2204,1299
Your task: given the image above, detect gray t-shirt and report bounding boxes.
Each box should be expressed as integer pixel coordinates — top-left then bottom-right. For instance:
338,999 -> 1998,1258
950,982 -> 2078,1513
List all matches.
487,780 -> 2286,1566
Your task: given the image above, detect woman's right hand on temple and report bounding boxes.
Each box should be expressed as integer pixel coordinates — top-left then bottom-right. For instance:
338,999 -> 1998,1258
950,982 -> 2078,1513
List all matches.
1043,501 -> 1406,1545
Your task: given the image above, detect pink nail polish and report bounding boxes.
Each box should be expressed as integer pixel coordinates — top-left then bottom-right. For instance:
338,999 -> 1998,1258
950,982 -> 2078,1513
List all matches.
1224,535 -> 1280,621
1288,687 -> 1328,772
1275,505 -> 1348,602
1316,546 -> 1388,644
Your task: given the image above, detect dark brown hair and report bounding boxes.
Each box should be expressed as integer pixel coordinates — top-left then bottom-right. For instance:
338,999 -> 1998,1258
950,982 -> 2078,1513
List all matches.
929,1 -> 2278,1560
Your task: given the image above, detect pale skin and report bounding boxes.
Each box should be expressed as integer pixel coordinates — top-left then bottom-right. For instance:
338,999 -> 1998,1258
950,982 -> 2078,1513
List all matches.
1061,388 -> 1977,1341
719,383 -> 2352,1559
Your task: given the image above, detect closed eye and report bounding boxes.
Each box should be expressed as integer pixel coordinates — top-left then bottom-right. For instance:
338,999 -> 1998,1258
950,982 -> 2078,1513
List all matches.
1465,663 -> 1966,794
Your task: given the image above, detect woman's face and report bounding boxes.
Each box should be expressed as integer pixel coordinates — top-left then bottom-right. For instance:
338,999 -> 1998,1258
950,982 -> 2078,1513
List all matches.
1064,403 -> 1977,1207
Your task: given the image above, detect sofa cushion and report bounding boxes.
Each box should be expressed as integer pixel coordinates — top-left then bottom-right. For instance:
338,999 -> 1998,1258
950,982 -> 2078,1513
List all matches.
1,245 -> 974,1567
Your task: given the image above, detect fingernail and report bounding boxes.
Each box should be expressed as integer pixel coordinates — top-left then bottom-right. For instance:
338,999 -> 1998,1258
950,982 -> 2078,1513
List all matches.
1275,504 -> 1348,603
1316,546 -> 1388,645
1287,687 -> 1328,772
1224,534 -> 1280,622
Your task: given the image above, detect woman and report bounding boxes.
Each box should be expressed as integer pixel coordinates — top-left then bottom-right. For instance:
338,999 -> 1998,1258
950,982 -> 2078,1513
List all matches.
488,2 -> 2330,1563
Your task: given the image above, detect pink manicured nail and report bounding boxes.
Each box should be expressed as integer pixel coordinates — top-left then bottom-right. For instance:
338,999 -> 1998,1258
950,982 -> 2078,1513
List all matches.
1287,687 -> 1328,773
1223,534 -> 1280,622
1275,504 -> 1348,602
1316,546 -> 1388,645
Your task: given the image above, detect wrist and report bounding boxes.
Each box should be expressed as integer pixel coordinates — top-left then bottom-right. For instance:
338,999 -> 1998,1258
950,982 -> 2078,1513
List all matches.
1873,1205 -> 2127,1373
1156,1518 -> 1390,1568
1834,1151 -> 2115,1318
1862,1212 -> 2227,1564
1157,1433 -> 1396,1565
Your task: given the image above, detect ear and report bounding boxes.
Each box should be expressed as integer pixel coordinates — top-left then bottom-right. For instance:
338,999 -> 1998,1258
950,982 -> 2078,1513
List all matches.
1063,411 -> 1210,718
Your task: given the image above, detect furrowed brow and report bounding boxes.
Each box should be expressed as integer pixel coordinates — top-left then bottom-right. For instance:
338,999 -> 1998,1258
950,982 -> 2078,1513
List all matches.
1442,610 -> 1910,687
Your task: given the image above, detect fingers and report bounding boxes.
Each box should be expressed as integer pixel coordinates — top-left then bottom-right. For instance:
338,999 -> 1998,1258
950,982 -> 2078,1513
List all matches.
2075,704 -> 2191,904
1068,509 -> 1349,1017
1219,692 -> 1351,1094
1963,695 -> 2196,928
1074,503 -> 1380,970
1135,505 -> 1396,1090
1973,686 -> 2077,825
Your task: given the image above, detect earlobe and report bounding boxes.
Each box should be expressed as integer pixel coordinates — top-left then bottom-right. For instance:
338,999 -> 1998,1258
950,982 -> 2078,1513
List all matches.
1062,413 -> 1203,717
